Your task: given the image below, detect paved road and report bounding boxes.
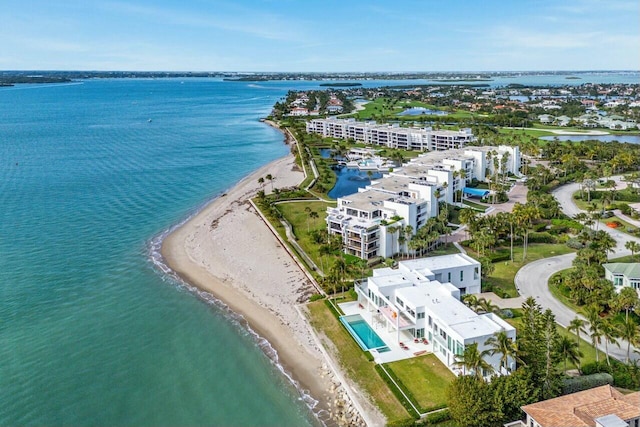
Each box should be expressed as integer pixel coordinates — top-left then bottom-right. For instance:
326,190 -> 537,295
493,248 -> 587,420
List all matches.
515,179 -> 639,362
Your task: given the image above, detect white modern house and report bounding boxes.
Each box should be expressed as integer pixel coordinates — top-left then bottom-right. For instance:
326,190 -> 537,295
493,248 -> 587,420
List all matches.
354,255 -> 516,377
603,263 -> 640,295
306,117 -> 475,151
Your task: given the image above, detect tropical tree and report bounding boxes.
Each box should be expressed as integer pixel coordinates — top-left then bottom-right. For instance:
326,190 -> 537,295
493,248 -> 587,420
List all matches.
568,317 -> 587,349
453,342 -> 494,381
265,173 -> 274,191
555,335 -> 583,373
485,330 -> 517,374
330,256 -> 348,295
615,287 -> 640,322
618,316 -> 640,363
601,316 -> 620,367
625,240 -> 640,261
586,305 -> 604,364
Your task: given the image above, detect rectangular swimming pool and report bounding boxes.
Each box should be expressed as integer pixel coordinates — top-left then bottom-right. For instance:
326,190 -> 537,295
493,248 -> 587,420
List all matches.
340,314 -> 387,351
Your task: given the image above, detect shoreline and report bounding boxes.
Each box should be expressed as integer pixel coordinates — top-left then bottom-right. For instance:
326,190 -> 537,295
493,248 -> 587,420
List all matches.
160,154 -> 333,414
159,135 -> 379,426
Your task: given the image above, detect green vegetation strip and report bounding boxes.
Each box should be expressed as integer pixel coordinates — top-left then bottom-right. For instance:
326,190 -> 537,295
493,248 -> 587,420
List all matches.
306,301 -> 412,424
508,314 -> 605,369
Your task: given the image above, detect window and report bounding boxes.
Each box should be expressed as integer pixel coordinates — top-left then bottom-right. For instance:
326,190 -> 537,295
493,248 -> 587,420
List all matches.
447,272 -> 451,282
428,316 -> 432,326
417,312 -> 425,319
460,270 -> 464,281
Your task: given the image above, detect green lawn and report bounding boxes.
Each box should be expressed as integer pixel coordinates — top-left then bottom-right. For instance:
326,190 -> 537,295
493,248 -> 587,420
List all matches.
498,127 -> 557,138
276,200 -> 337,274
462,199 -> 489,211
384,354 -> 454,413
306,301 -> 412,424
474,244 -> 575,298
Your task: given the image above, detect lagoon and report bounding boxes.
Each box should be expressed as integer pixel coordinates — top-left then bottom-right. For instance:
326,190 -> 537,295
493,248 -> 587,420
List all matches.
540,134 -> 640,144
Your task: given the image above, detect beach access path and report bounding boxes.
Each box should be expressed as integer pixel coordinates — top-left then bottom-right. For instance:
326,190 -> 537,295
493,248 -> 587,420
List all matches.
162,152 -> 385,426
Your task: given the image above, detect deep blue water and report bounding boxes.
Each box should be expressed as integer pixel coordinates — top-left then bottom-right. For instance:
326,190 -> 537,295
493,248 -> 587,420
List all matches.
318,149 -> 382,198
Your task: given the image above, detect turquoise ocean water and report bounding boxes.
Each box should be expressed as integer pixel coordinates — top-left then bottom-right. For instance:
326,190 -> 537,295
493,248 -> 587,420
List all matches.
0,73 -> 638,426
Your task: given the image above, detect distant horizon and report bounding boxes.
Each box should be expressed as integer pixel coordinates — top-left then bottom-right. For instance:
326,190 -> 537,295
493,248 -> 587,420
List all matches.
2,1 -> 638,72
2,69 -> 639,74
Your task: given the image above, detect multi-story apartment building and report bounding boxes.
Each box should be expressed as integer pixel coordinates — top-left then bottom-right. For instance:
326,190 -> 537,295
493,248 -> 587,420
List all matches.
326,176 -> 439,259
306,117 -> 475,151
326,145 -> 522,260
355,256 -> 516,377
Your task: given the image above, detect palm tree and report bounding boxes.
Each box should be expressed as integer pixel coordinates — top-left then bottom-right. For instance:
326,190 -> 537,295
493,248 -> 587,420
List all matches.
615,287 -> 639,322
568,317 -> 587,347
331,256 -> 349,295
601,316 -> 620,367
586,305 -> 604,364
309,210 -> 319,231
618,316 -> 640,363
625,241 -> 640,261
387,225 -> 400,257
477,298 -> 499,314
403,225 -> 413,256
484,330 -> 517,374
265,173 -> 274,191
556,335 -> 583,373
453,343 -> 494,381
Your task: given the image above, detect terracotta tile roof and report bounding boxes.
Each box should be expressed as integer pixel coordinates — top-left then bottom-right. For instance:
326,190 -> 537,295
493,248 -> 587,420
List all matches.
521,386 -> 640,427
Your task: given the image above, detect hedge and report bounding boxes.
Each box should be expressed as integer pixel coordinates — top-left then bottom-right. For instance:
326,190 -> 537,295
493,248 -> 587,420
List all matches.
527,232 -> 557,244
561,373 -> 613,395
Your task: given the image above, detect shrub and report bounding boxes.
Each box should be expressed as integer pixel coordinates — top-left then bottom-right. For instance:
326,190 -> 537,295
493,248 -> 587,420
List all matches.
424,409 -> 451,424
499,309 -> 514,319
309,293 -> 325,302
528,232 -> 557,244
561,373 -> 613,395
581,361 -> 640,389
488,252 -> 511,263
386,418 -> 417,427
566,238 -> 584,249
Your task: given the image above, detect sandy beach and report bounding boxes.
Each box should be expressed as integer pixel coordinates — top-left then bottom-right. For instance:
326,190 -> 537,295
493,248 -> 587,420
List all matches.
161,142 -> 383,426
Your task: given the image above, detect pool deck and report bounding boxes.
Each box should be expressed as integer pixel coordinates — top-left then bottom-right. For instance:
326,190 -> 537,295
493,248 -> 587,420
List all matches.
339,301 -> 434,364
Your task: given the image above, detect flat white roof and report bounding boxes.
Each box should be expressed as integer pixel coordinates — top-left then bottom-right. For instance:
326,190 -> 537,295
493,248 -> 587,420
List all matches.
399,253 -> 479,272
395,280 -> 512,340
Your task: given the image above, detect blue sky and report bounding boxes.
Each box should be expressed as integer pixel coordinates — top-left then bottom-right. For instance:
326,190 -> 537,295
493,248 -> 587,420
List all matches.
1,0 -> 638,71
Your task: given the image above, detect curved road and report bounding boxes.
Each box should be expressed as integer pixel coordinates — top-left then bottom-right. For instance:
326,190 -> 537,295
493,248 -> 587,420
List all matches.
515,179 -> 639,361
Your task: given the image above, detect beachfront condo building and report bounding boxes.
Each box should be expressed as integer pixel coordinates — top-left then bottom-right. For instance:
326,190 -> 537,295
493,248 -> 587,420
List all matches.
305,117 -> 475,151
325,144 -> 521,260
326,176 -> 439,259
355,256 -> 516,377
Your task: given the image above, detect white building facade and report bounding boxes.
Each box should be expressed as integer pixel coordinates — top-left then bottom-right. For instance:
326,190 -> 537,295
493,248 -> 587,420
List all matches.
306,117 -> 475,151
355,256 -> 516,377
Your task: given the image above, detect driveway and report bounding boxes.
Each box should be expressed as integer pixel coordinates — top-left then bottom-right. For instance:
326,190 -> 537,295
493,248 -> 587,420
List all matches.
514,180 -> 639,361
